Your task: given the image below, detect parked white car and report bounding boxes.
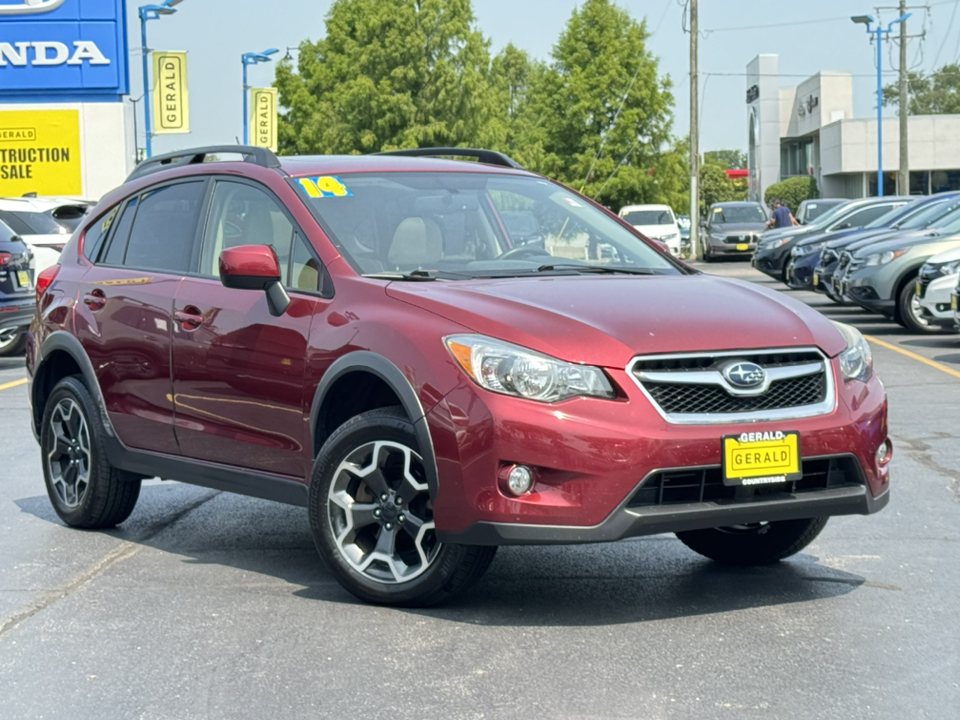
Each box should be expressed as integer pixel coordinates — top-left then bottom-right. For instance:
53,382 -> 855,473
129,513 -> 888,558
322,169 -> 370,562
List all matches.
916,245 -> 960,331
619,204 -> 682,255
0,197 -> 92,273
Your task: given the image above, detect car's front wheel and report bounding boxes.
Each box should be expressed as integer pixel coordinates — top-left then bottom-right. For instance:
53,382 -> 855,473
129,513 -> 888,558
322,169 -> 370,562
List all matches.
309,407 -> 497,607
0,329 -> 26,357
897,281 -> 941,333
40,376 -> 142,528
676,517 -> 828,565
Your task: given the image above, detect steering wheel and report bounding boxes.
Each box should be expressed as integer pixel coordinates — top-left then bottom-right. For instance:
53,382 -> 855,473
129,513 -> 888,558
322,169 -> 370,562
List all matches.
497,244 -> 552,261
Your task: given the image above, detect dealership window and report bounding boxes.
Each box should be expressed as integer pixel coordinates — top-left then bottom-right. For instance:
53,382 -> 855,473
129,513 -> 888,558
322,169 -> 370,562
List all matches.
931,170 -> 960,194
910,171 -> 930,196
868,172 -> 897,197
780,139 -> 814,179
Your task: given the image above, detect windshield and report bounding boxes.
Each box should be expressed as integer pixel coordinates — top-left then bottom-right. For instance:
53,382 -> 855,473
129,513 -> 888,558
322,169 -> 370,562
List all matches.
797,201 -> 853,231
711,205 -> 766,223
294,172 -> 679,277
677,216 -> 690,230
895,200 -> 960,230
622,209 -> 674,226
802,200 -> 842,222
0,210 -> 67,236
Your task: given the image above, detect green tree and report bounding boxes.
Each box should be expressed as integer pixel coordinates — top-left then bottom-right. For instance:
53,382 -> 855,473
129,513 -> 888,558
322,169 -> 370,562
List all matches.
764,176 -> 818,214
274,0 -> 495,154
700,163 -> 746,210
484,44 -> 547,168
704,149 -> 747,169
524,0 -> 676,210
882,63 -> 960,114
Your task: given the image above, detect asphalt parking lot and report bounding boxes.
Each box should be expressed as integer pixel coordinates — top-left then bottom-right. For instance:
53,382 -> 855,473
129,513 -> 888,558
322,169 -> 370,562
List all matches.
1,262 -> 958,720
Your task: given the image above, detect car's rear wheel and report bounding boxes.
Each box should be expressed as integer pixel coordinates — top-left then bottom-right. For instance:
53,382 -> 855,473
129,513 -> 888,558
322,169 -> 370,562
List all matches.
309,407 -> 497,607
40,376 -> 141,528
897,281 -> 941,333
676,517 -> 828,565
0,329 -> 26,357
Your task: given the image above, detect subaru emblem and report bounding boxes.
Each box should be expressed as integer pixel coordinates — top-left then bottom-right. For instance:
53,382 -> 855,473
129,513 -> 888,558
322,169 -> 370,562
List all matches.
722,361 -> 766,389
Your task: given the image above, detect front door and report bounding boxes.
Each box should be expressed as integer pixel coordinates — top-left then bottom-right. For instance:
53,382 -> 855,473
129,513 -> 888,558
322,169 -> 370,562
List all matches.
171,179 -> 330,478
74,181 -> 208,455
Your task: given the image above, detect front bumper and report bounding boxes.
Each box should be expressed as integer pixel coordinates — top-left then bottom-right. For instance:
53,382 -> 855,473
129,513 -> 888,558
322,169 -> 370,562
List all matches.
706,239 -> 756,258
753,247 -> 788,277
845,265 -> 899,316
789,251 -> 822,288
429,362 -> 890,545
917,274 -> 960,327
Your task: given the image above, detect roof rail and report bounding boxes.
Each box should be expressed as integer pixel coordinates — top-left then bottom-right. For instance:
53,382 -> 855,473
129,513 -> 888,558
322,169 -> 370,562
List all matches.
374,147 -> 524,170
126,145 -> 283,182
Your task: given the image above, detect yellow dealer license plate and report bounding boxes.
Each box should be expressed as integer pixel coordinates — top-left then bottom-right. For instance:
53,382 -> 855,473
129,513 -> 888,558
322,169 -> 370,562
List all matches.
722,431 -> 802,486
736,243 -> 749,251
17,271 -> 30,288
813,272 -> 820,286
916,280 -> 924,299
952,294 -> 958,311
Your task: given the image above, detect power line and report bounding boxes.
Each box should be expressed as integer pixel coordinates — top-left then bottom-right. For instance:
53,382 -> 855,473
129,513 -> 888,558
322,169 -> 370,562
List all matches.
931,0 -> 960,67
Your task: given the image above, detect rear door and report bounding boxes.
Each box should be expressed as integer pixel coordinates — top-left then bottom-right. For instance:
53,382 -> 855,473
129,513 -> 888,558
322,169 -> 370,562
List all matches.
73,180 -> 208,455
171,178 -> 330,478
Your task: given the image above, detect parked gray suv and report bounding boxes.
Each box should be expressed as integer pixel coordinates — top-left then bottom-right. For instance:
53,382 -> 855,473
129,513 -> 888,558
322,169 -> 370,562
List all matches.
699,201 -> 768,261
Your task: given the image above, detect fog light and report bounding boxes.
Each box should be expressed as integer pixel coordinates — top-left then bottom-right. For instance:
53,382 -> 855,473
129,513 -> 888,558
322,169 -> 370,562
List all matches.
506,465 -> 534,496
876,439 -> 893,466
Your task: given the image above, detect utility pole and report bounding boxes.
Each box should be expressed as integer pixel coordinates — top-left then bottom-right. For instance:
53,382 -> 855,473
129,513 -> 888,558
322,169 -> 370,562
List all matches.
689,0 -> 699,261
898,0 -> 909,194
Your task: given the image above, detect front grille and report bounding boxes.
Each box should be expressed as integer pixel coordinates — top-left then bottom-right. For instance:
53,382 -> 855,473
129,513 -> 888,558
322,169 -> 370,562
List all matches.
644,373 -> 825,414
724,233 -> 759,244
630,349 -> 833,422
627,456 -> 864,508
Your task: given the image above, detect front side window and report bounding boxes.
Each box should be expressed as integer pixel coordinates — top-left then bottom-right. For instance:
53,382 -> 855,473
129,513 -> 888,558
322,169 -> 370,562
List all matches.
834,204 -> 903,230
293,172 -> 679,278
100,197 -> 139,266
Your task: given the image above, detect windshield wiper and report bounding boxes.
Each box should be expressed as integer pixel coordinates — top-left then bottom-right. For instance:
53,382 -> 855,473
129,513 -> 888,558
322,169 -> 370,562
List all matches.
363,269 -> 475,281
535,263 -> 656,275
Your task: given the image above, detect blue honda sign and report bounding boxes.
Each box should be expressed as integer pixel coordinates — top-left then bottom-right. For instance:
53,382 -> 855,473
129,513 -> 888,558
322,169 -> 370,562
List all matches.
0,0 -> 129,101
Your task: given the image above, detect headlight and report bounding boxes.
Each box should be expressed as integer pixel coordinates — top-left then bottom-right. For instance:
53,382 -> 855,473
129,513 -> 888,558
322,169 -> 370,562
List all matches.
793,243 -> 822,256
833,322 -> 873,382
942,259 -> 960,275
710,233 -> 726,241
864,249 -> 906,266
445,335 -> 616,402
761,237 -> 792,250
662,232 -> 679,240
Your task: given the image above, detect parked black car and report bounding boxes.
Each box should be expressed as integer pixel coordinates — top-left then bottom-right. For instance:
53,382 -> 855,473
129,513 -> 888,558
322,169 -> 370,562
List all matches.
0,219 -> 35,357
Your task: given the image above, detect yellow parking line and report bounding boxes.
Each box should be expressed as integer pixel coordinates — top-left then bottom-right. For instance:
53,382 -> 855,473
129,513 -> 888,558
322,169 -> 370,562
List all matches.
864,335 -> 960,381
0,378 -> 27,392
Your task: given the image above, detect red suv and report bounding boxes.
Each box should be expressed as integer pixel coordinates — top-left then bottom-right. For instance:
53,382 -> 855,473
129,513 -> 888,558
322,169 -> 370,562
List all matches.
27,146 -> 891,606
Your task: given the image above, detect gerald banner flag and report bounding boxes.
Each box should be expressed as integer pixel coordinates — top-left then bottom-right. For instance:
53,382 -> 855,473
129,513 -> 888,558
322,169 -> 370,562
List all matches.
0,109 -> 82,196
153,51 -> 190,134
251,88 -> 278,151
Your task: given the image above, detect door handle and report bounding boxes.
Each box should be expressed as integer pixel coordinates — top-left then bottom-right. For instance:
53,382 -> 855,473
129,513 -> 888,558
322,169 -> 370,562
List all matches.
174,307 -> 204,330
83,288 -> 106,310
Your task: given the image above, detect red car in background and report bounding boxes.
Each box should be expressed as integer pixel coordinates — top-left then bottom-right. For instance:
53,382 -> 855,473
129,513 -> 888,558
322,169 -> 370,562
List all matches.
27,146 -> 890,606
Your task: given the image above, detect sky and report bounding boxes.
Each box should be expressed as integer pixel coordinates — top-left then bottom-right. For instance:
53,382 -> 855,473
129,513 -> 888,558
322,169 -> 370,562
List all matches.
130,0 -> 960,157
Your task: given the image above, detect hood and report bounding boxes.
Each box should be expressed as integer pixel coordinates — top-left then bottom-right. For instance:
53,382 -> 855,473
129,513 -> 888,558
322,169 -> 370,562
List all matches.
926,245 -> 960,265
762,226 -> 807,241
824,228 -> 899,250
386,274 -> 846,368
632,224 -> 678,240
709,222 -> 766,233
850,229 -> 943,257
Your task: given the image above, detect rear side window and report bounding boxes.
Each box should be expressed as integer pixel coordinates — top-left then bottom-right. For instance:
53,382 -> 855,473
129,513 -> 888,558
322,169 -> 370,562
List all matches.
122,182 -> 206,273
82,205 -> 120,261
101,198 -> 139,266
835,204 -> 902,229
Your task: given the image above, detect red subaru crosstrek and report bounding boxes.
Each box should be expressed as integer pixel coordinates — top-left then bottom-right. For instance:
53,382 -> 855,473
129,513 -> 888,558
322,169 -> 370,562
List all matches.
27,146 -> 891,606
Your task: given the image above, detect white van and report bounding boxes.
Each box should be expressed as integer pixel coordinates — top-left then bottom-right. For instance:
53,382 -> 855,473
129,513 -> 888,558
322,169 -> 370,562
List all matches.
618,204 -> 681,255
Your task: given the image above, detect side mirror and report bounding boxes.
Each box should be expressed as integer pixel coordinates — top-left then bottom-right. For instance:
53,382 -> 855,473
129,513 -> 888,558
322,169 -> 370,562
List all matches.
219,244 -> 291,317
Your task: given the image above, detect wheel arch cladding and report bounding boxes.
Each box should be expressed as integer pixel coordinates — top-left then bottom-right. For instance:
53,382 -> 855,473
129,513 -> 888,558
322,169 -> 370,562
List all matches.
310,351 -> 440,499
34,333 -> 112,440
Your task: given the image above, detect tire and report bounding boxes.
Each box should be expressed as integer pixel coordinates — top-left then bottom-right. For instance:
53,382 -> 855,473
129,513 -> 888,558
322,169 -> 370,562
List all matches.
40,376 -> 141,529
0,330 -> 26,357
897,280 -> 941,334
676,517 -> 828,565
783,258 -> 800,288
701,242 -> 714,263
308,406 -> 497,607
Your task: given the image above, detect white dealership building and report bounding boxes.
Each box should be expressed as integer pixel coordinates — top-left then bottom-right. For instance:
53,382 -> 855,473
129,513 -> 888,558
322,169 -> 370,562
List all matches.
747,54 -> 960,202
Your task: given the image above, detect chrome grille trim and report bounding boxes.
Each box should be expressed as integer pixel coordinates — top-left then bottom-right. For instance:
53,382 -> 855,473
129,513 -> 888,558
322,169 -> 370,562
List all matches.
627,347 -> 837,425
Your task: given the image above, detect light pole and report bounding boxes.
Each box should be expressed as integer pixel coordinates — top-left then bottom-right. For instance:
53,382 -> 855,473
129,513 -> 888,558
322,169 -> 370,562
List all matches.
851,12 -> 911,197
130,95 -> 143,163
139,0 -> 184,160
242,49 -> 279,145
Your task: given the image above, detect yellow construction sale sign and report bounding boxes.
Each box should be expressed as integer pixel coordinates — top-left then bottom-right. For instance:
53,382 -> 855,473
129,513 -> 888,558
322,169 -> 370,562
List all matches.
0,109 -> 82,196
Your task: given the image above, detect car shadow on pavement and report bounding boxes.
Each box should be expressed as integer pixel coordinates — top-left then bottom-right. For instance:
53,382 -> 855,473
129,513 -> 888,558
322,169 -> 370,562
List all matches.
15,487 -> 866,625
